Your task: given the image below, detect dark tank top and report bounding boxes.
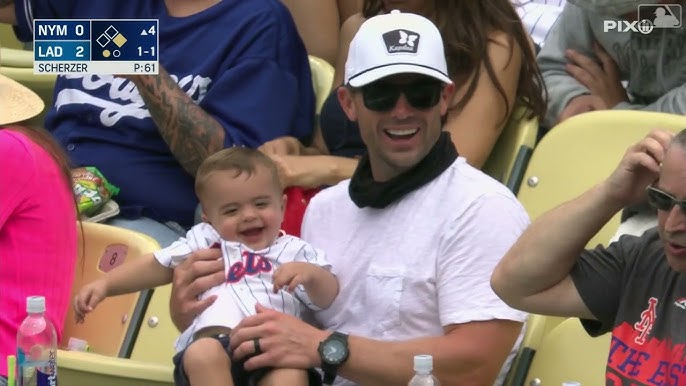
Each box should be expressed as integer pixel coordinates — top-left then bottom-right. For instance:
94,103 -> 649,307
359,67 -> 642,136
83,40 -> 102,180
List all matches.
319,88 -> 366,158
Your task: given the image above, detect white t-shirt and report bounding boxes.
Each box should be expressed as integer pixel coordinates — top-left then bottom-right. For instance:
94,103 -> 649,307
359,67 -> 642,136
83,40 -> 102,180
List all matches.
154,222 -> 332,351
302,158 -> 530,386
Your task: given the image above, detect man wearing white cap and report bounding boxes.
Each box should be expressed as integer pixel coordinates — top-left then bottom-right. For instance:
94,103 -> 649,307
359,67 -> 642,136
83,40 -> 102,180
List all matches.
172,10 -> 530,385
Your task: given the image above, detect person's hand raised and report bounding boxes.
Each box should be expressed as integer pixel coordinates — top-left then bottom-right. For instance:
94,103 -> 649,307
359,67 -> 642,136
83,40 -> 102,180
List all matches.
602,129 -> 674,206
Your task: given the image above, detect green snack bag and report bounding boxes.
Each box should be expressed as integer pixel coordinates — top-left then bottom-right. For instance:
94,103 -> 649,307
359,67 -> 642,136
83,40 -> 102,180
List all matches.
72,167 -> 120,216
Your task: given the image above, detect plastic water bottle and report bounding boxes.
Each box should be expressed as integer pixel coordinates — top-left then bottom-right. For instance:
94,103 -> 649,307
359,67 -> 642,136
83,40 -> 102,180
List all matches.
408,354 -> 440,385
16,296 -> 58,386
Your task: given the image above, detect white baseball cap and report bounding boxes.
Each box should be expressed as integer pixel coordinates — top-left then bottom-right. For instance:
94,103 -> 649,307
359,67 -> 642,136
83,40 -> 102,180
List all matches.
344,10 -> 452,87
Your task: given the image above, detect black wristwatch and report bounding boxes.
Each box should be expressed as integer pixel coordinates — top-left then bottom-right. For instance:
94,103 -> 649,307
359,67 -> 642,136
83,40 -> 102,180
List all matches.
318,331 -> 349,385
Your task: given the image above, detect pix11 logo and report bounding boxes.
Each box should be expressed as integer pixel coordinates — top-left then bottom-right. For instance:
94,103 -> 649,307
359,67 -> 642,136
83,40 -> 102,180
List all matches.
603,3 -> 682,34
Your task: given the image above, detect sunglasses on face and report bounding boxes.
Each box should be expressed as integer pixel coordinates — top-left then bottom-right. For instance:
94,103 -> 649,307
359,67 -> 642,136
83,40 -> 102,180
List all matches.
646,185 -> 686,213
359,79 -> 443,112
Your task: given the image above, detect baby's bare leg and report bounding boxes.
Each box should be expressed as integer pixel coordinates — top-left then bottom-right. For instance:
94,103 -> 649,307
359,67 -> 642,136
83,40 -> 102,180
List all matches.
258,368 -> 309,386
183,337 -> 233,386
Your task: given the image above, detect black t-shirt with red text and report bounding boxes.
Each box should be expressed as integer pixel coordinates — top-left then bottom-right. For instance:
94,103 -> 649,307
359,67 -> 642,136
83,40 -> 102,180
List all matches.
571,228 -> 686,386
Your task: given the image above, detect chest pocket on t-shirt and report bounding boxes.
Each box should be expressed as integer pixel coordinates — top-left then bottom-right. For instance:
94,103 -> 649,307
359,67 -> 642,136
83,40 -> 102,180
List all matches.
366,265 -> 404,334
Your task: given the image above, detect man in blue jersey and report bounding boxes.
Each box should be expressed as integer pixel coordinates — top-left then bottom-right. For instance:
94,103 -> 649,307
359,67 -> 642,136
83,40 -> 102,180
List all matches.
0,0 -> 315,246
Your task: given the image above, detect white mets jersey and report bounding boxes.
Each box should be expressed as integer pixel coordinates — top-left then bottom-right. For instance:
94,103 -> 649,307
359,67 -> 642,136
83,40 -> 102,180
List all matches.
154,222 -> 332,351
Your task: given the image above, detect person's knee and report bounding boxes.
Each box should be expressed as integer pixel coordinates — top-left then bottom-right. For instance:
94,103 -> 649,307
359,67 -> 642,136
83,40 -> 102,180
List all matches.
183,337 -> 230,370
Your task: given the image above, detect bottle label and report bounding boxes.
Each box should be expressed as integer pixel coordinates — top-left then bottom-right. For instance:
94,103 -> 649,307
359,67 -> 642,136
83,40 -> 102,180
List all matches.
45,350 -> 57,386
16,349 -> 57,386
37,367 -> 57,386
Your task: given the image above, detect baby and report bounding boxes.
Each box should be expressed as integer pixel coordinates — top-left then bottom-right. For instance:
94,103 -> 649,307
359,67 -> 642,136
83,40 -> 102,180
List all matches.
74,147 -> 338,386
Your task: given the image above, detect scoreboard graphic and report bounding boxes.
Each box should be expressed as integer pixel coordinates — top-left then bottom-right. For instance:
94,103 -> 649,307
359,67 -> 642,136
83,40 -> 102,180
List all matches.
34,19 -> 159,75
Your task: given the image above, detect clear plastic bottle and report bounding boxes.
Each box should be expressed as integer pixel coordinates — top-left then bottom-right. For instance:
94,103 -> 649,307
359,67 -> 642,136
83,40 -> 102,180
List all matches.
408,354 -> 441,386
16,296 -> 58,386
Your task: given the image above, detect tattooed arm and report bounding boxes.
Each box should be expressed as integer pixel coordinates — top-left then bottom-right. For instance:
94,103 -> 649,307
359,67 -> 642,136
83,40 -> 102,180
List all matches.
128,66 -> 225,176
0,0 -> 15,24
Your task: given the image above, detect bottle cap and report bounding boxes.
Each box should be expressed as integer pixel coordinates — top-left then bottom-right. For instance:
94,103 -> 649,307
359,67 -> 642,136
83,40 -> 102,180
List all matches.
26,296 -> 46,313
414,354 -> 433,372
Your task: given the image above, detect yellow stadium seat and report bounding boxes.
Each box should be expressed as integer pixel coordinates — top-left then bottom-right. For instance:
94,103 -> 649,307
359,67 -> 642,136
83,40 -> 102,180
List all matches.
128,283 -> 178,365
483,104 -> 539,194
0,44 -> 32,67
58,352 -> 173,386
524,318 -> 610,386
61,222 -> 160,357
308,55 -> 334,115
57,222 -> 174,386
0,23 -> 23,49
517,110 -> 686,248
505,314 -> 566,386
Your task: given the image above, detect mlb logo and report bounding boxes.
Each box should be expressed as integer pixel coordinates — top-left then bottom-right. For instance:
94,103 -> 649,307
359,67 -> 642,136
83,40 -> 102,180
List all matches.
638,4 -> 682,29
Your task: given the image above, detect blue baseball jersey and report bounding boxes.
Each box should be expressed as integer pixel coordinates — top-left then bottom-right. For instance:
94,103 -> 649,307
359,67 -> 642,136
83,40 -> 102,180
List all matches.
14,0 -> 315,227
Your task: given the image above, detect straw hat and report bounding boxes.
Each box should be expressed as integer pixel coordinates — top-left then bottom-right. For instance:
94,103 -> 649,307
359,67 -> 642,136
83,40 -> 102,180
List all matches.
0,73 -> 44,126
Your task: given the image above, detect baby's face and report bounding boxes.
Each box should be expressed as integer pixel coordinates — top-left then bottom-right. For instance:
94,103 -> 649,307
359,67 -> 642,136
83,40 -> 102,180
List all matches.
200,166 -> 285,250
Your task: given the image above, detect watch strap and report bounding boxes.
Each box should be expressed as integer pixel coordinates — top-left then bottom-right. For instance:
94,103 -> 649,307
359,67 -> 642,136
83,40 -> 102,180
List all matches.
322,362 -> 337,385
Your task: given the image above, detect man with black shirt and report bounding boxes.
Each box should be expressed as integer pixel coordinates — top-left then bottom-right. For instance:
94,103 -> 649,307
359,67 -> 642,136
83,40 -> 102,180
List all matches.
492,128 -> 686,384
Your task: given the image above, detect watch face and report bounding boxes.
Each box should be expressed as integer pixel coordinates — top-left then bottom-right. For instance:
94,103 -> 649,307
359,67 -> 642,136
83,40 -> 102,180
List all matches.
323,339 -> 347,363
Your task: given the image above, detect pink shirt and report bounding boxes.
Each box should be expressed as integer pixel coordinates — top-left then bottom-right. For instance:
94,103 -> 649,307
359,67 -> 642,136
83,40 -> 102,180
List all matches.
0,129 -> 77,377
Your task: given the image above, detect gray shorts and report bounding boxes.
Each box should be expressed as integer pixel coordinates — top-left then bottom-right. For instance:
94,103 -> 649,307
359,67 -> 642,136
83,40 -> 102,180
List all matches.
0,375 -> 7,386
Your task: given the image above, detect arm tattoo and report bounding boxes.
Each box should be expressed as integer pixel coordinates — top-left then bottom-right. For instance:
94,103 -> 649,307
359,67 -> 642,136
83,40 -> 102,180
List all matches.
131,67 -> 225,176
0,0 -> 13,6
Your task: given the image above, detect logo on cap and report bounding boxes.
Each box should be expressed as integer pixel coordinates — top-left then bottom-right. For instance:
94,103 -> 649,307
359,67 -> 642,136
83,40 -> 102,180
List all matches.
383,29 -> 419,54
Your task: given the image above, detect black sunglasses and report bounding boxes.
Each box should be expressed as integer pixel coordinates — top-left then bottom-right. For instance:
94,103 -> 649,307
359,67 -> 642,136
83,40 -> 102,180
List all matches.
646,185 -> 686,213
359,79 -> 443,112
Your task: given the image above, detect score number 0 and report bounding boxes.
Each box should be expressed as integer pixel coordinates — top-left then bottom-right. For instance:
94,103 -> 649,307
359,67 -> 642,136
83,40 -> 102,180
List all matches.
73,24 -> 86,58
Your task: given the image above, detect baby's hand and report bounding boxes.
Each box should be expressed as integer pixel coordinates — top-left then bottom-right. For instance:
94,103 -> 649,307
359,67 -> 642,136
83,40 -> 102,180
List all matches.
73,280 -> 108,323
272,261 -> 319,294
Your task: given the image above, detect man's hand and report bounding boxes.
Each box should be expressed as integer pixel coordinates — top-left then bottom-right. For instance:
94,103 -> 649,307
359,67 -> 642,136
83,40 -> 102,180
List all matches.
558,94 -> 607,123
259,136 -> 304,156
565,43 -> 629,108
272,261 -> 321,293
169,248 -> 225,331
602,129 -> 674,206
269,154 -> 328,188
229,304 -> 328,370
73,279 -> 108,323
